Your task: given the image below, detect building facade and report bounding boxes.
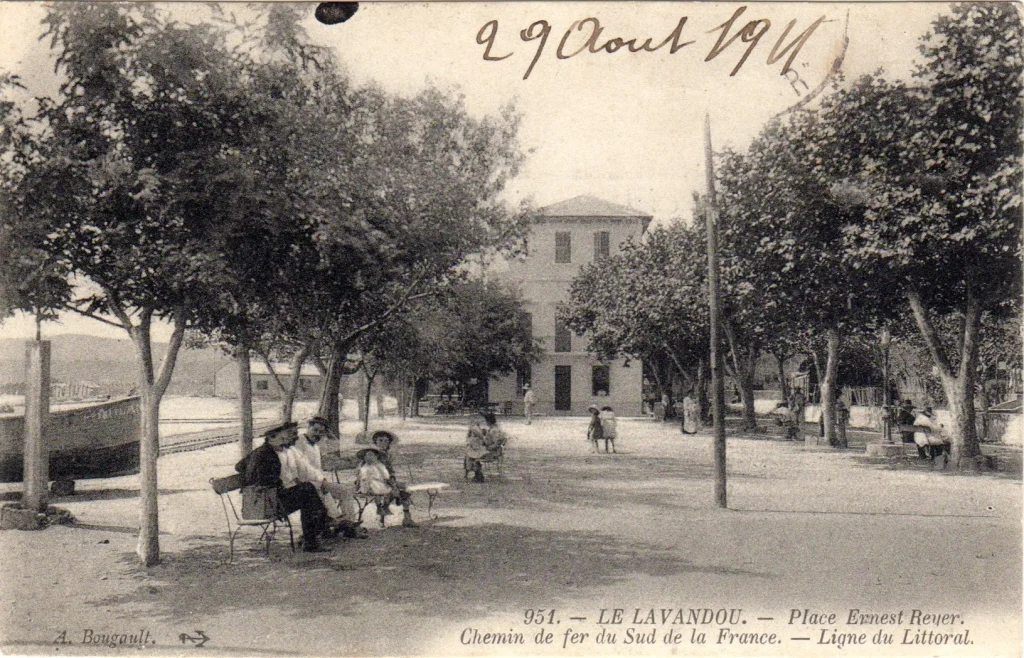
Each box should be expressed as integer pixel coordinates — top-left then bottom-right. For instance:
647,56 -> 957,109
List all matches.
489,196 -> 651,416
213,361 -> 323,400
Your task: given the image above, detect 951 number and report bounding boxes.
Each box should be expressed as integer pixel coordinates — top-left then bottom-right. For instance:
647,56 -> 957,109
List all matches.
524,609 -> 558,624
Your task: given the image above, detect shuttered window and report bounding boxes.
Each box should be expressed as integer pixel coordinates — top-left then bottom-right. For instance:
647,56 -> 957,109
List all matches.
555,232 -> 571,263
594,231 -> 610,260
554,318 -> 571,352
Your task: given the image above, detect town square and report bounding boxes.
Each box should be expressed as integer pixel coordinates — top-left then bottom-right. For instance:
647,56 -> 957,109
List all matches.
0,2 -> 1020,656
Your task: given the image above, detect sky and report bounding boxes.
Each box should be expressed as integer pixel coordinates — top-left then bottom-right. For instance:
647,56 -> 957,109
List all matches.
0,1 -> 952,341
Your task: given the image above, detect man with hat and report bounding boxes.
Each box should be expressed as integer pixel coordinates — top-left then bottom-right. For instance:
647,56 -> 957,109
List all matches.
291,417 -> 367,539
235,422 -> 331,552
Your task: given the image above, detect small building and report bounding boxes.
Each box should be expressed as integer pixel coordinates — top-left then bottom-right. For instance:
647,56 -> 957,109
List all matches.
213,361 -> 323,400
488,195 -> 651,416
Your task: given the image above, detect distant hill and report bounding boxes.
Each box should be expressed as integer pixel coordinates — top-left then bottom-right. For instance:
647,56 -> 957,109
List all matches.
0,334 -> 232,396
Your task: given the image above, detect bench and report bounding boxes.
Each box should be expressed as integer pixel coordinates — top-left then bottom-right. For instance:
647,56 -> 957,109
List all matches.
352,482 -> 449,526
210,475 -> 294,563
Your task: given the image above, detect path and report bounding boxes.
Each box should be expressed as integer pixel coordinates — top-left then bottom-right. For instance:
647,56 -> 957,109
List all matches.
0,416 -> 1019,657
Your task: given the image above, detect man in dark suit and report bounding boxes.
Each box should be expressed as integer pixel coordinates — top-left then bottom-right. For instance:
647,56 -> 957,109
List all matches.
235,422 -> 331,553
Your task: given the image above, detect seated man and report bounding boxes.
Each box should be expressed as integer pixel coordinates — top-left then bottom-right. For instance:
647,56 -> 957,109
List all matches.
354,431 -> 418,528
235,423 -> 331,553
291,416 -> 368,539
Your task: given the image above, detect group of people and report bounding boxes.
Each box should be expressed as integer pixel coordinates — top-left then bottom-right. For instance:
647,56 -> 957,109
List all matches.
895,400 -> 949,460
234,417 -> 416,553
465,411 -> 509,481
587,405 -> 617,453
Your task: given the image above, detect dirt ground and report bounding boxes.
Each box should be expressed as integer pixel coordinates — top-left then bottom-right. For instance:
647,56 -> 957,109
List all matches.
0,415 -> 1020,657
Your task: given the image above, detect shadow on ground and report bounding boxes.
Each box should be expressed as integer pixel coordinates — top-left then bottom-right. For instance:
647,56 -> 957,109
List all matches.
93,523 -> 772,627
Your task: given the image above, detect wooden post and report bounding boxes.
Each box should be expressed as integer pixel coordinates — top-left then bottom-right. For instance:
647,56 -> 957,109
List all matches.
23,340 -> 50,513
704,114 -> 728,509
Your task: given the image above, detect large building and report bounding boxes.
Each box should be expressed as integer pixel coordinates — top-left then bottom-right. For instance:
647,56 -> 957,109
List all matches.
488,195 -> 651,416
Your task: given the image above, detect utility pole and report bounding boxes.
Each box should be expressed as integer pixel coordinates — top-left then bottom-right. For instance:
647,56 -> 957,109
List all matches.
703,113 -> 727,508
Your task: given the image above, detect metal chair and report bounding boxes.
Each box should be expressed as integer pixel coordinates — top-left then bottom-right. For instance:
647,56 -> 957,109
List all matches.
210,474 -> 294,562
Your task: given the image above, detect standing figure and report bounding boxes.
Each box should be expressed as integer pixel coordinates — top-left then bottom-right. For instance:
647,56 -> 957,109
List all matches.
790,388 -> 806,440
599,406 -> 617,453
835,398 -> 850,444
681,393 -> 698,434
523,384 -> 537,425
587,405 -> 603,453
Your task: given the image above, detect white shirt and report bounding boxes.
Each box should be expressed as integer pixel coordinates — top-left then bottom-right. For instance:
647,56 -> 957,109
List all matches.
293,436 -> 323,471
913,412 -> 944,446
279,445 -> 325,489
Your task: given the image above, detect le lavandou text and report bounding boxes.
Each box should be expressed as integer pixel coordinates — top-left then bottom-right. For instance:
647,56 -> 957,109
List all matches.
476,6 -> 829,80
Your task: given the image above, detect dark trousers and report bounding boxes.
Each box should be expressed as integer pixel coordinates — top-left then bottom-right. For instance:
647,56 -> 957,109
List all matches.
278,482 -> 327,546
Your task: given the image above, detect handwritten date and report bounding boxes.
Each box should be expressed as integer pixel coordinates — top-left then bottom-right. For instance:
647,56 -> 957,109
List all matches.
477,7 -> 827,81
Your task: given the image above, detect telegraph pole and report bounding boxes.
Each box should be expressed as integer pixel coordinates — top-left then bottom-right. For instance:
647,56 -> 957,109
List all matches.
703,113 -> 727,508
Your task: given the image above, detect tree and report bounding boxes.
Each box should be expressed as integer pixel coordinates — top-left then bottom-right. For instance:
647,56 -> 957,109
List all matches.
257,81 -> 532,436
833,4 -> 1022,467
425,280 -> 539,401
1,4 -> 335,565
562,225 -> 711,410
716,115 -> 889,447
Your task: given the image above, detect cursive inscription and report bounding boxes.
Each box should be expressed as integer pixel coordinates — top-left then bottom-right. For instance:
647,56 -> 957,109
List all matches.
476,7 -> 828,80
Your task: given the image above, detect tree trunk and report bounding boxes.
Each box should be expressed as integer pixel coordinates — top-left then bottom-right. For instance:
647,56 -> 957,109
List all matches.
722,318 -> 758,430
126,312 -> 185,568
137,388 -> 161,566
317,348 -> 346,441
696,357 -> 711,426
821,327 -> 842,448
280,347 -> 309,423
362,366 -> 376,433
907,289 -> 983,468
774,351 -> 790,404
236,347 -> 253,458
375,387 -> 385,418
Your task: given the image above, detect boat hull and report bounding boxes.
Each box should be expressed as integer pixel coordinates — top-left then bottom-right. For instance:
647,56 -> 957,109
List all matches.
0,397 -> 141,483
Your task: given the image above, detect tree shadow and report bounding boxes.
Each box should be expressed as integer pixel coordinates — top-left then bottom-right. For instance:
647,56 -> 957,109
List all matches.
94,523 -> 772,627
0,487 -> 193,503
849,453 -> 1023,480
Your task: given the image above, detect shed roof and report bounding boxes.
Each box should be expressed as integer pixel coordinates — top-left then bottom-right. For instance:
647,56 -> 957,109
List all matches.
988,396 -> 1022,414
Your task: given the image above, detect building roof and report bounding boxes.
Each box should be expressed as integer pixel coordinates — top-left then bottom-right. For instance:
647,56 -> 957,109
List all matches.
988,396 -> 1022,414
251,362 -> 321,377
536,195 -> 651,219
216,361 -> 322,377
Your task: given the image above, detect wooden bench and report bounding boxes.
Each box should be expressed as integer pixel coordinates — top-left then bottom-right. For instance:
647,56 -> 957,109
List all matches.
352,482 -> 449,526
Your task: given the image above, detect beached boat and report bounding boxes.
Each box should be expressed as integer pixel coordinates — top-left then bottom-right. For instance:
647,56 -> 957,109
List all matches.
0,396 -> 141,483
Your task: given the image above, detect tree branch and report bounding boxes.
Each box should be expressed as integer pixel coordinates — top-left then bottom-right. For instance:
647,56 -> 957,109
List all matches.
64,303 -> 127,329
906,289 -> 954,380
154,316 -> 186,399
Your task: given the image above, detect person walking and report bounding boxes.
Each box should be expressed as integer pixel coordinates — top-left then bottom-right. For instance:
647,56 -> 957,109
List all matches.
523,384 -> 537,425
586,405 -> 603,453
600,406 -> 618,453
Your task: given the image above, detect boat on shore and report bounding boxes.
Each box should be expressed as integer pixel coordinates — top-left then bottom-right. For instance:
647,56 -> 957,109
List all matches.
0,396 -> 141,483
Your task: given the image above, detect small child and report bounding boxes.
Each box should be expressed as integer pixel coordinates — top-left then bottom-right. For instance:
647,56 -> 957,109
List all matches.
599,406 -> 617,453
357,446 -> 417,527
587,405 -> 603,453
